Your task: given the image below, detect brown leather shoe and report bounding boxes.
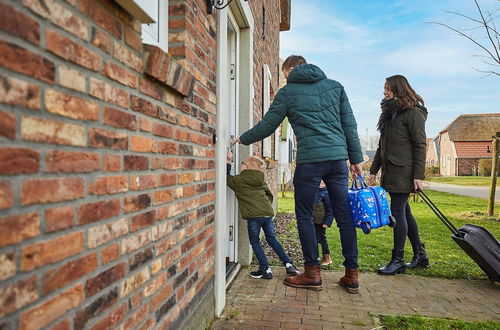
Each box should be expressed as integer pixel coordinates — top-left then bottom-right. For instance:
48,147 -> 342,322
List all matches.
339,268 -> 359,294
283,265 -> 322,290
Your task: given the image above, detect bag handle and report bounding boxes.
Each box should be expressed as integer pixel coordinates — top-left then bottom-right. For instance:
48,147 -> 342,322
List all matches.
350,175 -> 368,190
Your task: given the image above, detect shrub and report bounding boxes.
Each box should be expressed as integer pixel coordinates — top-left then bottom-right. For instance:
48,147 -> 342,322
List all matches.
425,166 -> 440,177
478,158 -> 500,176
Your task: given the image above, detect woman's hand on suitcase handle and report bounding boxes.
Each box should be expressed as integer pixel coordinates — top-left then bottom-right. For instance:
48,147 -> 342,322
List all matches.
413,179 -> 423,192
367,174 -> 376,186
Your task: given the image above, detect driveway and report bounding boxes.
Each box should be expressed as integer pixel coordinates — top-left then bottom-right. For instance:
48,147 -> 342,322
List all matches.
424,181 -> 500,202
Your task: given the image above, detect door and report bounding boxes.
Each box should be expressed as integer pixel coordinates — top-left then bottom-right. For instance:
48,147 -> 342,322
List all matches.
225,13 -> 239,276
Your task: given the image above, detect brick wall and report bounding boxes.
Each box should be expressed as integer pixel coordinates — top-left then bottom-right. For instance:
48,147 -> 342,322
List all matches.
249,0 -> 281,199
457,158 -> 479,176
0,0 -> 217,329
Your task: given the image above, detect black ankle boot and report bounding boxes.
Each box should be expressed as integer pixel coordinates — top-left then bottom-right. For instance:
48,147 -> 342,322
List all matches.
406,243 -> 429,269
378,249 -> 406,275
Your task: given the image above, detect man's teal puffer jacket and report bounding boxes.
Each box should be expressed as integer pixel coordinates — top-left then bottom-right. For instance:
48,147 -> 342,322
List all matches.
240,64 -> 363,164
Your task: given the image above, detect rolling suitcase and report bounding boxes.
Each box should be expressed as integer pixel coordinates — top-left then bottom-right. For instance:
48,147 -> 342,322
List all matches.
348,176 -> 395,234
418,190 -> 500,282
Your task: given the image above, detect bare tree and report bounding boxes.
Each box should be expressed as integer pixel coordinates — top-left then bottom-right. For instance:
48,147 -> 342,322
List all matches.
428,0 -> 500,76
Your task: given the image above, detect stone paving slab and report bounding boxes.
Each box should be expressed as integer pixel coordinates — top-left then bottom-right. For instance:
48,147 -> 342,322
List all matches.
212,267 -> 500,329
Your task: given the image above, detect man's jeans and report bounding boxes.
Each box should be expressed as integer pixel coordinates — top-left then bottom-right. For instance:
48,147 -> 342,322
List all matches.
293,160 -> 358,268
247,217 -> 292,270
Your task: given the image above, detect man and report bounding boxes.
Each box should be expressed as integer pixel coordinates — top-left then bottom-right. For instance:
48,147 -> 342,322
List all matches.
233,55 -> 363,293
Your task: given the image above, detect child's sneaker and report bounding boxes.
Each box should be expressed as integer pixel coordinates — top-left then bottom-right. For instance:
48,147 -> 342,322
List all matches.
250,268 -> 273,279
285,263 -> 300,275
321,254 -> 332,266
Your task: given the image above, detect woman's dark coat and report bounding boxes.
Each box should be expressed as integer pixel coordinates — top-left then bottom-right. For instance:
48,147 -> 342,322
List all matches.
369,98 -> 427,193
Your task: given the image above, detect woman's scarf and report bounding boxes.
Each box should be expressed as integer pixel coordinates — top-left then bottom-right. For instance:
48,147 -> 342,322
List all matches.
376,97 -> 406,134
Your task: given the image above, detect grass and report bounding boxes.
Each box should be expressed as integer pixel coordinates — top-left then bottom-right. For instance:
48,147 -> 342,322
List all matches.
379,314 -> 500,330
276,190 -> 500,280
426,176 -> 494,186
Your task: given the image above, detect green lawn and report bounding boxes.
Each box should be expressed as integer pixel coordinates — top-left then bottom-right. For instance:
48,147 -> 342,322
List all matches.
426,176 -> 494,186
276,190 -> 500,280
379,314 -> 500,330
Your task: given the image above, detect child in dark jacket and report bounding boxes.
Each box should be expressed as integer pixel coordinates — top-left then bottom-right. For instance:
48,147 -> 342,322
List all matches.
227,151 -> 299,279
312,180 -> 334,266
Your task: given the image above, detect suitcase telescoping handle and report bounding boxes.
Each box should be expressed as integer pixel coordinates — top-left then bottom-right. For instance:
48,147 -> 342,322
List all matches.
417,190 -> 459,236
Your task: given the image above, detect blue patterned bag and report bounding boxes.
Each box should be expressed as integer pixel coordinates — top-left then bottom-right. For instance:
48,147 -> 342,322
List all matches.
348,176 -> 395,234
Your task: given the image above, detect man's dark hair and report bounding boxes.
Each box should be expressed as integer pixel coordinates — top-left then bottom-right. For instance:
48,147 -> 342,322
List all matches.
282,55 -> 307,71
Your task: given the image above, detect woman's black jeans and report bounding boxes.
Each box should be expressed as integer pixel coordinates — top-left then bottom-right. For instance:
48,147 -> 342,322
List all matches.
388,192 -> 422,252
293,160 -> 358,268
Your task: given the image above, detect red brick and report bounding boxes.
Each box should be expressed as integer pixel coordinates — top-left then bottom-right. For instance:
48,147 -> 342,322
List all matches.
124,27 -> 142,51
21,177 -> 84,205
0,181 -> 13,210
123,302 -> 148,329
24,0 -> 88,40
178,173 -> 194,184
163,158 -> 182,170
48,318 -> 71,330
0,73 -> 40,110
46,150 -> 99,173
130,95 -> 158,118
149,283 -> 173,310
45,205 -> 74,233
74,289 -> 119,330
0,40 -> 55,83
0,147 -> 39,175
88,218 -> 128,248
130,174 -> 158,191
139,77 -> 164,100
183,185 -> 196,198
130,210 -> 156,232
102,243 -> 120,264
78,199 -> 121,225
91,27 -> 111,53
104,61 -> 138,88
153,189 -> 174,206
104,154 -> 121,172
0,2 -> 39,44
157,141 -> 178,154
89,176 -> 128,195
79,0 -> 122,39
45,89 -> 98,121
153,123 -> 174,138
19,284 -> 83,330
22,116 -> 86,146
43,253 -> 98,294
21,231 -> 84,271
0,275 -> 38,318
0,213 -> 39,248
124,194 -> 151,213
129,291 -> 143,309
90,77 -> 129,108
85,263 -> 126,297
46,29 -> 100,71
0,110 -> 15,139
158,173 -> 176,187
90,303 -> 127,330
124,155 -> 149,171
89,127 -> 128,150
158,106 -> 178,124
130,136 -> 156,153
58,65 -> 86,92
113,41 -> 142,72
139,118 -> 152,132
103,106 -> 137,131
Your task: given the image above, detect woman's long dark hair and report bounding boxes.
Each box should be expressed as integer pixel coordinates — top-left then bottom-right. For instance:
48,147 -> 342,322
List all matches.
385,75 -> 424,109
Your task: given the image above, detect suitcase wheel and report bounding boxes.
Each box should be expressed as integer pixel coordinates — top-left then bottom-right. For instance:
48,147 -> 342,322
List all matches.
361,222 -> 371,234
389,215 -> 396,228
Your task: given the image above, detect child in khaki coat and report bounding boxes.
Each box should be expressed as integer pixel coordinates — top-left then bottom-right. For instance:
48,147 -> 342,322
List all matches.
227,151 -> 299,279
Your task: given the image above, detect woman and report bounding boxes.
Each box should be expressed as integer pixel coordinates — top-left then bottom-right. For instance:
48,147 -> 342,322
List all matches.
368,75 -> 429,275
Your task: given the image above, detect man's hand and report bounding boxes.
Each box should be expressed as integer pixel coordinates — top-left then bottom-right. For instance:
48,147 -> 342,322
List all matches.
414,179 -> 423,192
367,174 -> 376,186
231,137 -> 240,146
227,150 -> 233,164
350,163 -> 363,178
322,224 -> 329,229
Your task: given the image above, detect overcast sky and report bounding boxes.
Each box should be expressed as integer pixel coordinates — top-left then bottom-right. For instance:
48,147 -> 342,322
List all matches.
280,0 -> 500,138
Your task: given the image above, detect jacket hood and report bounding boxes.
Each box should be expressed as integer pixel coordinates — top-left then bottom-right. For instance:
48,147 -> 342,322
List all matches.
287,64 -> 326,83
239,169 -> 265,186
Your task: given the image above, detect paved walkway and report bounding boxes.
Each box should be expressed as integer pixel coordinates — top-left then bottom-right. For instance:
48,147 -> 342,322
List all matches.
425,181 -> 500,201
212,267 -> 500,329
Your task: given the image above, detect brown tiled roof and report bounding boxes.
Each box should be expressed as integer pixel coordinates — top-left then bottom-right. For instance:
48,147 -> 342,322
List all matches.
455,141 -> 494,158
440,113 -> 500,141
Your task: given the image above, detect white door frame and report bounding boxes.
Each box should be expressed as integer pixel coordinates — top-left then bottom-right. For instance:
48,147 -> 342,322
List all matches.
214,0 -> 253,317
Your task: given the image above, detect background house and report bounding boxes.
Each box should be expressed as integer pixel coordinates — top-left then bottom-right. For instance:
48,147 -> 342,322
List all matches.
0,0 -> 290,329
426,137 -> 439,168
438,113 -> 500,176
